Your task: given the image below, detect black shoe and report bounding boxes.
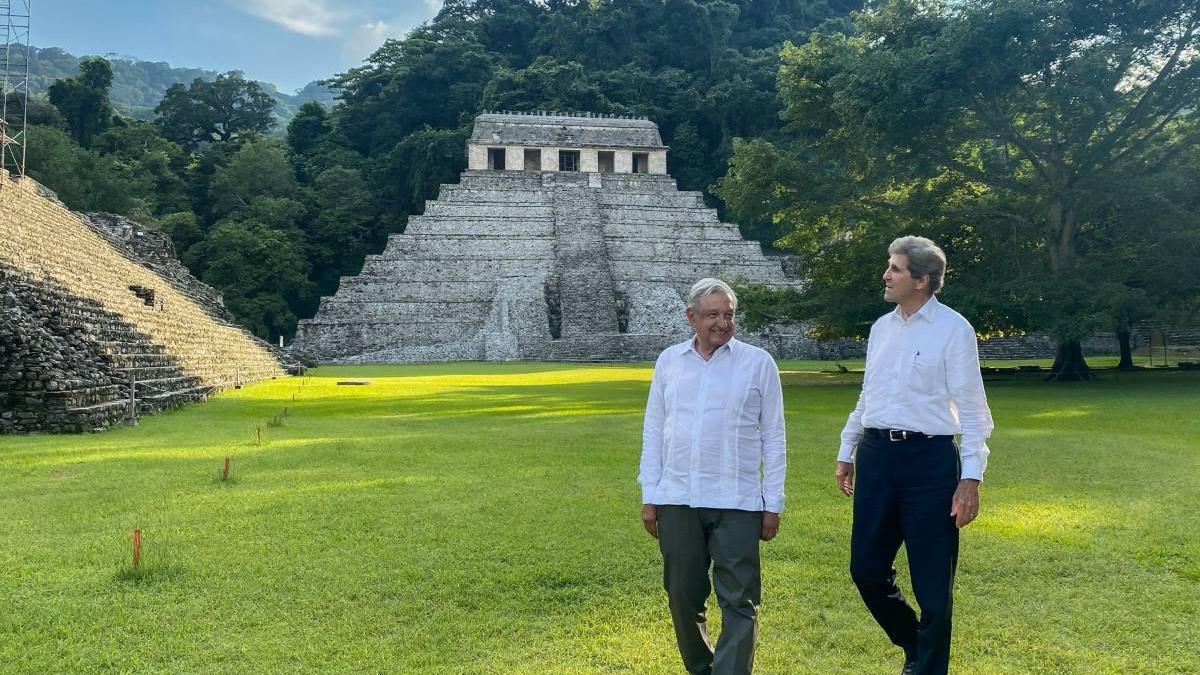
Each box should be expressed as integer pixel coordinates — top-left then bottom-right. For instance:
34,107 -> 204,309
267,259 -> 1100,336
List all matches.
901,659 -> 916,675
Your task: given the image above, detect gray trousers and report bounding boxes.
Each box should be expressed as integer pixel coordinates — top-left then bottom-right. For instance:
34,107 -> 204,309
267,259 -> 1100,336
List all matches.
657,505 -> 763,675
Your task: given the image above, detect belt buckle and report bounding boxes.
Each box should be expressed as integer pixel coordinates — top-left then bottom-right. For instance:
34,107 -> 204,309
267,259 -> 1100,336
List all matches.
888,429 -> 906,442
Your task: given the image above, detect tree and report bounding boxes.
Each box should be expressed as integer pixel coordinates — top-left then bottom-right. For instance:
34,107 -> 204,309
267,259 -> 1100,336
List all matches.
46,56 -> 113,146
208,137 -> 299,217
718,0 -> 1200,379
184,217 -> 311,341
155,72 -> 275,150
5,92 -> 64,129
24,124 -> 132,213
286,101 -> 366,181
305,167 -> 379,300
326,29 -> 494,155
368,126 -> 470,233
158,211 -> 204,255
480,57 -> 609,112
93,121 -> 191,216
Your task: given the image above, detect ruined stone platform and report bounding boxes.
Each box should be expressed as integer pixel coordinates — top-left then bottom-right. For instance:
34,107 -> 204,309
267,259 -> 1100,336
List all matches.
294,164 -> 795,363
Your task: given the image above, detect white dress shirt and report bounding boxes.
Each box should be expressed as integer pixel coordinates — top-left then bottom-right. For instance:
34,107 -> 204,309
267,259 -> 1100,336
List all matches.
838,295 -> 993,480
639,337 -> 787,513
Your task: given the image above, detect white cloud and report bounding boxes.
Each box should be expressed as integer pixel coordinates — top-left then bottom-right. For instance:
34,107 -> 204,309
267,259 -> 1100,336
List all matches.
236,0 -> 341,37
344,20 -> 399,60
423,0 -> 443,12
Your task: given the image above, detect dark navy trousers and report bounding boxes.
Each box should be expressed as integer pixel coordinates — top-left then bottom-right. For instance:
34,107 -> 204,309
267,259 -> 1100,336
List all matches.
850,431 -> 960,675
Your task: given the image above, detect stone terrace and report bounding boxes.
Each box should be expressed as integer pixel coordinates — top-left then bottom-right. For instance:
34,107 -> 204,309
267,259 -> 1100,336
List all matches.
294,167 -> 795,363
1,264 -> 208,432
0,172 -> 285,432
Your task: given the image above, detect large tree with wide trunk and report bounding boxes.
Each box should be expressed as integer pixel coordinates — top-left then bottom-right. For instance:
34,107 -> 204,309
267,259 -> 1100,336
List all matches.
718,0 -> 1200,379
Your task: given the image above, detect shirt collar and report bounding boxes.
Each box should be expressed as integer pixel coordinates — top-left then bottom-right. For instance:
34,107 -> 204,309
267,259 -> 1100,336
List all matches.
680,336 -> 739,358
890,295 -> 940,324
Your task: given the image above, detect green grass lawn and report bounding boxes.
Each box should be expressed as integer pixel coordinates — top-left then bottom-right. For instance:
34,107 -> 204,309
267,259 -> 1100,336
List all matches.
1,363 -> 1197,674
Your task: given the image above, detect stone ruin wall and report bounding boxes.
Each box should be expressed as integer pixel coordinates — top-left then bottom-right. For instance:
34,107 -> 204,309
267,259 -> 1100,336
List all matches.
0,172 -> 285,433
81,212 -> 300,370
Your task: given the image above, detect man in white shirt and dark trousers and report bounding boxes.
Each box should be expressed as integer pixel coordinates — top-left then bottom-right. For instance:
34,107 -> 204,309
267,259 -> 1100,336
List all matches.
639,278 -> 787,675
836,236 -> 993,675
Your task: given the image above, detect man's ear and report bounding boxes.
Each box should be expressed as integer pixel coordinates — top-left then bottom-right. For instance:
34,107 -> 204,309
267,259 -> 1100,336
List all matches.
914,274 -> 929,290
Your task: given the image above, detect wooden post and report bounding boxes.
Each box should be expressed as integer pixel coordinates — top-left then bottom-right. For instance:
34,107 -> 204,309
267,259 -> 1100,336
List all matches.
132,529 -> 142,568
222,457 -> 230,481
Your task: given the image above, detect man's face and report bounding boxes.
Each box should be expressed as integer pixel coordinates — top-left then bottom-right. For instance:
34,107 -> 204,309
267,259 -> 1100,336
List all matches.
686,291 -> 736,353
882,253 -> 927,305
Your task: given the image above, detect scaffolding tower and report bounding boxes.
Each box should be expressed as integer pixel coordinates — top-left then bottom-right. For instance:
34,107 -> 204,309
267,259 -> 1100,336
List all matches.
1,0 -> 31,178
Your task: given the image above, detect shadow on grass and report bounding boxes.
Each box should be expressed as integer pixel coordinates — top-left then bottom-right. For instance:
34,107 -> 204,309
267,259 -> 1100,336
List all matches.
294,380 -> 652,422
113,562 -> 184,585
308,361 -> 648,380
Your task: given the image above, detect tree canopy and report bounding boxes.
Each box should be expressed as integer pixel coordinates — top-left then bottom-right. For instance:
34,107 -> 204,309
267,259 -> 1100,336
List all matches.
155,73 -> 277,150
46,56 -> 114,147
717,0 -> 1200,377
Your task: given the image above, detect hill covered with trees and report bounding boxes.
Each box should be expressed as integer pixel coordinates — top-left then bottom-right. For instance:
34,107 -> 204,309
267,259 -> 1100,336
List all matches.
27,46 -> 334,123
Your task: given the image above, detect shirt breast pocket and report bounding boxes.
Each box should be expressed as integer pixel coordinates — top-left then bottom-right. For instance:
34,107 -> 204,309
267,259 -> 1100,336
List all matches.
907,355 -> 941,395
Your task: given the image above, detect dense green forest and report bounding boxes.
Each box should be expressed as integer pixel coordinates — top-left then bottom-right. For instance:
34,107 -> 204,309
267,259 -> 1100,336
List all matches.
16,0 -> 861,343
717,0 -> 1200,375
27,46 -> 334,123
12,0 -> 1199,378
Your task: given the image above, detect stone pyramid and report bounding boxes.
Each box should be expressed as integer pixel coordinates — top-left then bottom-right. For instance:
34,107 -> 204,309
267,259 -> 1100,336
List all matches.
293,113 -> 794,362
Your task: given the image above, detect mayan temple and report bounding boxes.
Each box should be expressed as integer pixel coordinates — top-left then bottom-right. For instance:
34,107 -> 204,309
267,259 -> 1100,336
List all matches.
293,112 -> 795,362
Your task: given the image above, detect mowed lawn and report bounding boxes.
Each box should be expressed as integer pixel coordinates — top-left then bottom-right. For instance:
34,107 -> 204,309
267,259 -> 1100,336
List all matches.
0,363 -> 1197,674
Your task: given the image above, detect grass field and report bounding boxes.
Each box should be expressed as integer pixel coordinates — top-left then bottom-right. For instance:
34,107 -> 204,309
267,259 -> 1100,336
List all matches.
1,363 -> 1197,674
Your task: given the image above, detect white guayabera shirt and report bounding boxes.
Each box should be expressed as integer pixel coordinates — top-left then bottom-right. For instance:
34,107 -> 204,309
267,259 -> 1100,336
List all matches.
838,295 -> 994,480
639,337 -> 787,513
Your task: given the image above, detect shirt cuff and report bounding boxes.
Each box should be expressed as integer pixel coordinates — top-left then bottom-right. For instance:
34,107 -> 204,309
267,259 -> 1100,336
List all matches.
960,455 -> 984,481
641,485 -> 656,503
764,496 -> 784,514
837,443 -> 856,464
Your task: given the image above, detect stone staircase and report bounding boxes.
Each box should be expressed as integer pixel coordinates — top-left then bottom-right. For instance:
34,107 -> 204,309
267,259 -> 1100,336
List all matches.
550,177 -> 621,338
0,173 -> 284,391
1,264 -> 209,433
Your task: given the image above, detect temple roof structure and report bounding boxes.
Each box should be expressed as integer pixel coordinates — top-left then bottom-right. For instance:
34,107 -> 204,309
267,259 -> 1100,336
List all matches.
470,112 -> 666,149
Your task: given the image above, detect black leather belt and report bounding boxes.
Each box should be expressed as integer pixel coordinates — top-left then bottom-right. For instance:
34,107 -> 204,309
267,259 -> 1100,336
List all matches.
865,428 -> 951,443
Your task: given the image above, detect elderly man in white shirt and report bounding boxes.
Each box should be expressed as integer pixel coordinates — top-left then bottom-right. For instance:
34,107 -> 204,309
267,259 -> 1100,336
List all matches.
639,278 -> 787,675
835,236 -> 994,675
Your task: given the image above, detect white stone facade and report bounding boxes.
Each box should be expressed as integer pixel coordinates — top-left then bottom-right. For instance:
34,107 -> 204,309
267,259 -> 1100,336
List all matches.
464,112 -> 669,175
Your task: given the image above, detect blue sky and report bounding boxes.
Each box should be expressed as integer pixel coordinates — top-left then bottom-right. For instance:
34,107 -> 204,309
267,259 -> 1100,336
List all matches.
33,1 -> 442,92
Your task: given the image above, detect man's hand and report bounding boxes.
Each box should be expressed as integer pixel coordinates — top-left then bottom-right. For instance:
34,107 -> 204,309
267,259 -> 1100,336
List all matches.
641,504 -> 658,538
950,479 -> 981,528
835,461 -> 855,496
761,512 -> 780,541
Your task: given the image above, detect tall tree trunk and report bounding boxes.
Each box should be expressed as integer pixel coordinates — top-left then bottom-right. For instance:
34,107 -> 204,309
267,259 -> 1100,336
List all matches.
1049,339 -> 1091,381
1116,323 -> 1135,370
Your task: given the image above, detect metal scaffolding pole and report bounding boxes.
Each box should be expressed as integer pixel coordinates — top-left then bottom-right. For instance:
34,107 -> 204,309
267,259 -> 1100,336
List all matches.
1,0 -> 31,178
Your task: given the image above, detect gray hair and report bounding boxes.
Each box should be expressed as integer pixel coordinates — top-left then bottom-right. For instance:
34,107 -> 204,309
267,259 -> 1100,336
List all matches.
889,235 -> 947,293
687,278 -> 738,313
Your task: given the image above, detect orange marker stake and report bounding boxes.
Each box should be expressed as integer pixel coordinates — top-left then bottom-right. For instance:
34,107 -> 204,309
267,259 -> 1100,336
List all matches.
132,529 -> 142,568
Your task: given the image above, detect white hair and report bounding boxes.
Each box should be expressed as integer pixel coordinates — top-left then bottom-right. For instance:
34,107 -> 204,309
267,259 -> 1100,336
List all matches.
889,235 -> 947,293
687,278 -> 738,313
